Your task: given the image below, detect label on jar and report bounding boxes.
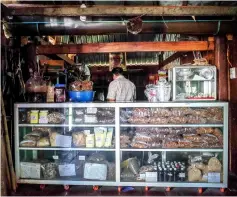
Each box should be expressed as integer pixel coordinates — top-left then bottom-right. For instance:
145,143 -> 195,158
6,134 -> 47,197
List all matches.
145,172 -> 157,182
30,111 -> 39,124
86,107 -> 97,114
208,172 -> 220,183
55,135 -> 72,147
179,173 -> 185,178
84,115 -> 97,123
20,162 -> 41,179
52,155 -> 59,160
79,156 -> 86,161
58,164 -> 76,177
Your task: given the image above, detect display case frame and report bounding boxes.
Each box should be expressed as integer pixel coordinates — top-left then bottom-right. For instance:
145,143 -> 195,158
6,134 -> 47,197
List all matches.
14,102 -> 228,188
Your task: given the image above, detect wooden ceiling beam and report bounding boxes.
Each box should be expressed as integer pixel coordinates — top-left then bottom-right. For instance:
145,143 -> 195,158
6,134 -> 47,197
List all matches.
36,41 -> 214,55
6,5 -> 237,16
158,52 -> 186,68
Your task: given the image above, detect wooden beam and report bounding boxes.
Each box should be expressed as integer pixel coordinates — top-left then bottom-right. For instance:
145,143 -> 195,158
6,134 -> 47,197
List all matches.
39,38 -> 74,65
7,5 -> 237,16
215,36 -> 228,101
159,52 -> 186,68
36,41 -> 214,55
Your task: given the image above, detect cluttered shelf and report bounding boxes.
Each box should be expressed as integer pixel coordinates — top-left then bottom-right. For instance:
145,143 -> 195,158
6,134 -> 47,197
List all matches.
120,124 -> 224,127
120,148 -> 223,152
19,147 -> 116,151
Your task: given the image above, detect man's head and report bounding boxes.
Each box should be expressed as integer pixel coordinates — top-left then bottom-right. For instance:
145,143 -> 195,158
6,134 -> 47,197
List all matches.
112,67 -> 123,80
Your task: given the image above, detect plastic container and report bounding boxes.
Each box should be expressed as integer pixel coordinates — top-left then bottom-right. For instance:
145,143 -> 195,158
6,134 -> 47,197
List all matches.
39,110 -> 48,124
54,84 -> 66,103
30,110 -> 39,124
69,91 -> 95,102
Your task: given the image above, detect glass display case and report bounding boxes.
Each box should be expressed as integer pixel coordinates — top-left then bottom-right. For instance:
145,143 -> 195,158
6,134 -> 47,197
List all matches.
15,102 -> 228,189
170,66 -> 217,101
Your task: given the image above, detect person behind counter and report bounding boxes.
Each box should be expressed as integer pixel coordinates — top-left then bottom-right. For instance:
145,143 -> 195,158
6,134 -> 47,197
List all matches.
107,67 -> 136,102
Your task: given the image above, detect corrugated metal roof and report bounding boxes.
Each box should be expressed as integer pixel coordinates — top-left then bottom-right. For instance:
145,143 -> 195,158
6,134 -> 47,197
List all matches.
56,34 -> 180,66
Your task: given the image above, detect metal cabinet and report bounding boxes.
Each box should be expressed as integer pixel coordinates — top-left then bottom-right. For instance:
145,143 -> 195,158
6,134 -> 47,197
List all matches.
14,102 -> 228,189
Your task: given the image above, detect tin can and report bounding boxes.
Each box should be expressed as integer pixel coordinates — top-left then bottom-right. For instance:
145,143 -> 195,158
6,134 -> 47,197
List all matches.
30,110 -> 39,124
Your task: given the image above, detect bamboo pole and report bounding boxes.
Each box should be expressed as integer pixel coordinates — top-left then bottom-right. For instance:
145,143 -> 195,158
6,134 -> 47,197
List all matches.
1,92 -> 17,192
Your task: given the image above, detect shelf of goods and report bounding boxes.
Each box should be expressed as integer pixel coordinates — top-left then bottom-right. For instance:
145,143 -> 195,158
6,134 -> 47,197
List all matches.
15,102 -> 228,190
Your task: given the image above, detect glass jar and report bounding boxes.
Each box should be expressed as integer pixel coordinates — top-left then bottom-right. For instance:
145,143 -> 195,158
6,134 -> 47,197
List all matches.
25,72 -> 47,103
54,84 -> 66,103
30,110 -> 39,124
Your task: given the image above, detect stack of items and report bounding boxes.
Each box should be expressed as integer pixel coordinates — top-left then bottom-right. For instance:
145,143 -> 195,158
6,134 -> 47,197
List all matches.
188,153 -> 222,183
121,127 -> 223,149
74,107 -> 115,124
123,107 -> 223,124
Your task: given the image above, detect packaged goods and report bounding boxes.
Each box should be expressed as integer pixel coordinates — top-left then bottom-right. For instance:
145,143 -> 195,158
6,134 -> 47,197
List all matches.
37,137 -> 50,147
207,108 -> 223,123
121,168 -> 136,181
20,140 -> 36,147
104,128 -> 113,147
19,109 -> 27,123
41,162 -> 58,179
46,84 -> 54,103
49,132 -> 60,146
208,157 -> 222,172
32,127 -> 52,134
24,131 -> 44,141
20,162 -> 41,179
48,112 -> 65,124
84,114 -> 98,123
139,165 -> 155,174
39,110 -> 48,124
131,141 -> 149,149
74,116 -> 84,123
188,167 -> 202,181
150,108 -> 171,117
106,162 -> 116,181
183,134 -> 202,142
168,116 -> 187,124
86,134 -> 95,148
121,158 -> 140,175
58,163 -> 76,177
30,110 -> 39,124
84,163 -> 107,180
54,84 -> 66,103
192,109 -> 209,117
98,117 -> 115,124
70,80 -> 93,91
186,115 -> 207,124
88,153 -> 106,162
94,127 -> 107,148
212,128 -> 223,143
72,132 -> 86,147
133,133 -> 153,142
202,134 -> 219,143
149,117 -> 169,124
75,109 -> 84,115
132,108 -> 151,117
162,140 -> 179,148
128,117 -> 149,124
196,128 -> 214,134
75,160 -> 86,178
177,140 -> 193,148
170,107 -> 193,116
97,108 -> 115,117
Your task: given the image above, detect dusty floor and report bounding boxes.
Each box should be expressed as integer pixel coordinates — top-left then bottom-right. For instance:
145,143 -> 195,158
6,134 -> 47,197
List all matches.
10,174 -> 237,196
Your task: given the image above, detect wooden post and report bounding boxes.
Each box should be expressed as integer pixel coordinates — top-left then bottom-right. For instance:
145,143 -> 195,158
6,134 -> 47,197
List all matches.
214,36 -> 228,101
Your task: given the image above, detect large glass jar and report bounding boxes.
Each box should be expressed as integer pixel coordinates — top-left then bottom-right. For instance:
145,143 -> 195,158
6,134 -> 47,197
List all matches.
25,72 -> 47,103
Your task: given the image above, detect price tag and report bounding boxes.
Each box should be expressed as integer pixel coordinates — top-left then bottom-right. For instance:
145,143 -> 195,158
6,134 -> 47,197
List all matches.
58,164 -> 76,177
52,155 -> 59,160
86,108 -> 97,114
79,156 -> 86,161
208,172 -> 220,183
20,162 -> 41,179
179,173 -> 185,178
55,135 -> 72,147
145,172 -> 157,182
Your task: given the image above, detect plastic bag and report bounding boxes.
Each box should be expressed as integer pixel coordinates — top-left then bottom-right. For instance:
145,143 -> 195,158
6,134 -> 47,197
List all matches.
150,108 -> 171,117
208,157 -> 222,172
84,162 -> 107,180
131,140 -> 149,149
121,168 -> 136,181
139,165 -> 155,174
196,128 -> 214,134
41,162 -> 58,179
72,132 -> 86,147
104,129 -> 113,148
24,131 -> 44,141
37,137 -> 50,147
133,133 -> 153,143
171,108 -> 193,116
168,116 -> 187,124
49,132 -> 60,146
188,166 -> 202,181
106,162 -> 116,181
20,140 -> 36,147
132,108 -> 151,118
149,117 -> 169,124
48,112 -> 65,124
186,115 -> 207,124
88,153 -> 106,162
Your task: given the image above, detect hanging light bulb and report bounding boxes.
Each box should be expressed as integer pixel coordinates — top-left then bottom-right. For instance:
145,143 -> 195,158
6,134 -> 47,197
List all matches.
80,3 -> 87,22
